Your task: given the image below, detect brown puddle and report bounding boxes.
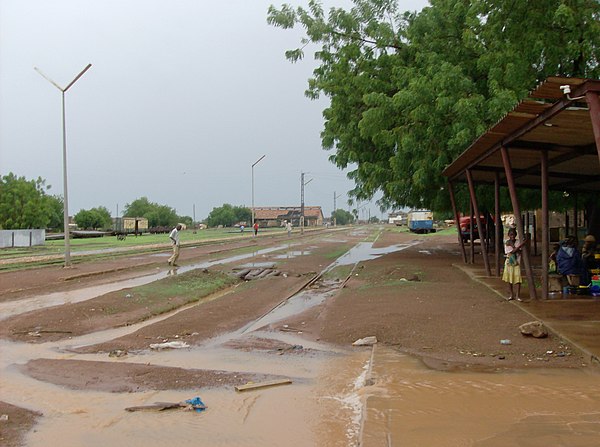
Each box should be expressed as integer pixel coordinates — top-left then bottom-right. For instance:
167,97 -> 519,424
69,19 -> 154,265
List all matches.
362,346 -> 600,446
2,343 -> 371,447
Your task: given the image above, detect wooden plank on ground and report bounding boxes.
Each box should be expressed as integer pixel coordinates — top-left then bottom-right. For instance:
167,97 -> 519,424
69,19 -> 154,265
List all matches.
235,379 -> 292,392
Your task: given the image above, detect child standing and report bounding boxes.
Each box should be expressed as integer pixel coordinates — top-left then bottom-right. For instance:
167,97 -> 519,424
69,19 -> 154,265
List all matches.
502,227 -> 526,301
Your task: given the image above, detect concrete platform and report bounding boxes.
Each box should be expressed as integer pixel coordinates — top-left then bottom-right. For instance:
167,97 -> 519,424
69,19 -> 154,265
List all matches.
455,264 -> 600,366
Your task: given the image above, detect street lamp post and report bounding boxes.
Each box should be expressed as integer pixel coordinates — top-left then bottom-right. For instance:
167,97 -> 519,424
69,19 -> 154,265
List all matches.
251,155 -> 266,228
35,64 -> 92,267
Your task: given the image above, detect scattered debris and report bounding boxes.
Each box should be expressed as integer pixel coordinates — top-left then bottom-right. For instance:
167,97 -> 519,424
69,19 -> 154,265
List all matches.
277,345 -> 303,355
0,414 -> 8,422
500,339 -> 512,345
149,341 -> 190,350
125,397 -> 206,413
235,379 -> 292,392
279,325 -> 303,333
13,329 -> 73,337
352,336 -> 378,346
233,267 -> 284,281
109,349 -> 128,358
519,321 -> 548,338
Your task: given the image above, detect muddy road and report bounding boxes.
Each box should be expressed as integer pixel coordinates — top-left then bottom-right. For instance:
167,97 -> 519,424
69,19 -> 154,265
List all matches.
1,227 -> 599,446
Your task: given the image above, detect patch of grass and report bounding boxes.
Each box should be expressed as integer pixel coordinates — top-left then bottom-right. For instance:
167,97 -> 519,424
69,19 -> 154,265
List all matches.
363,229 -> 383,243
322,264 -> 354,281
101,269 -> 239,319
323,245 -> 353,260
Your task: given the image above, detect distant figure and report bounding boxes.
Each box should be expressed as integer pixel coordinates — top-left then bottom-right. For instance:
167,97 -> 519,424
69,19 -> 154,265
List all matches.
168,224 -> 182,266
556,235 -> 582,278
285,221 -> 292,237
240,225 -> 245,233
502,227 -> 526,301
253,222 -> 259,237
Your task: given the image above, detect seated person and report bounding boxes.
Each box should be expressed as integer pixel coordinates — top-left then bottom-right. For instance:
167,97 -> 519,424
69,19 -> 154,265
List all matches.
556,235 -> 583,280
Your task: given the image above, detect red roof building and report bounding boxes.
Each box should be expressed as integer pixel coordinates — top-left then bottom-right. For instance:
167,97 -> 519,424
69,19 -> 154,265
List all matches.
253,206 -> 324,227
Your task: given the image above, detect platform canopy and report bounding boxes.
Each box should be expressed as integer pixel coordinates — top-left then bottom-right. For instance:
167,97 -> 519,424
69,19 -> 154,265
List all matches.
443,77 -> 600,192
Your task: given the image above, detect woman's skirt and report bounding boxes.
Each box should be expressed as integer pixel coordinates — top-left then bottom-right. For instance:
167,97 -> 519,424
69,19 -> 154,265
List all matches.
502,262 -> 522,284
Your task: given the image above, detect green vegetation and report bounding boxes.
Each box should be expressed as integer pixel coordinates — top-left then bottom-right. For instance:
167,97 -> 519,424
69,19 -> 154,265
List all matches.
124,197 -> 183,227
206,204 -> 252,227
74,206 -> 112,230
332,209 -> 355,225
322,264 -> 354,281
104,269 -> 238,318
323,245 -> 353,260
0,227 -> 287,268
0,173 -> 63,230
268,0 -> 600,212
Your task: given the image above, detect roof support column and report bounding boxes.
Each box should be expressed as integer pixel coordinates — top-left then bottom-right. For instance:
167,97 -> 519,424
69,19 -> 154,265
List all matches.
448,180 -> 467,263
466,169 -> 491,276
541,150 -> 549,299
586,91 -> 600,160
494,171 -> 502,277
501,146 -> 538,300
470,201 -> 475,263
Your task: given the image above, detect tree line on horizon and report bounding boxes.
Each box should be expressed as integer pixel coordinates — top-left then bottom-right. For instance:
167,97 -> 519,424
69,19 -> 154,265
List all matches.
0,173 -> 359,230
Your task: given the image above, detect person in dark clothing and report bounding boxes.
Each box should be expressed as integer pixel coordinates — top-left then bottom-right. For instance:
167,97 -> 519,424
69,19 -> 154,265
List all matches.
556,235 -> 583,280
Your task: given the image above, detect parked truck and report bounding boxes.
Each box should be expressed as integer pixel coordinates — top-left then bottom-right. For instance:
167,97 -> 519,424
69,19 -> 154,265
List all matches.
407,210 -> 435,234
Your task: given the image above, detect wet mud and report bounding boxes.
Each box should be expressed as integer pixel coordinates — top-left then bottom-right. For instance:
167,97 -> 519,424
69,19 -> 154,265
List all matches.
1,228 -> 596,446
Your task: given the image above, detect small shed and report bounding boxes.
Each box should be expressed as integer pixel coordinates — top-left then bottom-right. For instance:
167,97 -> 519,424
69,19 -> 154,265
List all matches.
443,77 -> 600,299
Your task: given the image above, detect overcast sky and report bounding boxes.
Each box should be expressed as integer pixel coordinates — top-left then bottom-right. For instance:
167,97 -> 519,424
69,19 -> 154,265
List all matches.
0,0 -> 428,222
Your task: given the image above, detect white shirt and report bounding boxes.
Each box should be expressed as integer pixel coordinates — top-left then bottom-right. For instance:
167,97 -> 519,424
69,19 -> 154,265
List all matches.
169,227 -> 180,246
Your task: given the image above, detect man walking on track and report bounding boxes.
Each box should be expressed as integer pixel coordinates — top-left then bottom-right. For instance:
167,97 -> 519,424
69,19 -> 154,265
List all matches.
168,224 -> 182,266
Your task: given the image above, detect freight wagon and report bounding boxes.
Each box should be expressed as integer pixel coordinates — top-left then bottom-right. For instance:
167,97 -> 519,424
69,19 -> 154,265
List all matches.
114,217 -> 149,236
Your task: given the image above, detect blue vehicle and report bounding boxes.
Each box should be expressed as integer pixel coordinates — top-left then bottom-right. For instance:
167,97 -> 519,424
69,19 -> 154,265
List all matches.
407,210 -> 435,234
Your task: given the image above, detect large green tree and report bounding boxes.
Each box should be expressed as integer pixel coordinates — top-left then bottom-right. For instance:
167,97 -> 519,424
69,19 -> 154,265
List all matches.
45,195 -> 64,230
0,173 -> 56,229
332,208 -> 355,225
74,206 -> 112,230
123,197 -> 179,227
268,0 -> 600,212
206,204 -> 251,227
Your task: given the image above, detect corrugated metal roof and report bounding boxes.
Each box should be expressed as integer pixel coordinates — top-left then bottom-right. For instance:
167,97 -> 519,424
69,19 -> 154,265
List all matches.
442,77 -> 600,192
254,206 -> 323,220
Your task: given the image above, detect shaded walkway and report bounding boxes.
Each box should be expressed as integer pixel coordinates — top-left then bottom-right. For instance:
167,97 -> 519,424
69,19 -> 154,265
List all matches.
456,262 -> 600,365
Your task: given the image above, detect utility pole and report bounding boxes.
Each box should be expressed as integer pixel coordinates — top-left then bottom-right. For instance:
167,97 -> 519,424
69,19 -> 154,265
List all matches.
300,172 -> 312,234
251,155 -> 266,228
333,191 -> 342,227
301,172 -> 305,234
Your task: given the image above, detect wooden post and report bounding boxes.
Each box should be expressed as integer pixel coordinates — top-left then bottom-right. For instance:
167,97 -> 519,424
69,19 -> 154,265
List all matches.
448,181 -> 467,263
586,91 -> 600,160
466,170 -> 491,275
494,171 -> 502,277
533,213 -> 538,256
573,193 -> 579,243
541,150 -> 549,300
501,146 -> 537,300
470,200 -> 475,264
